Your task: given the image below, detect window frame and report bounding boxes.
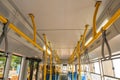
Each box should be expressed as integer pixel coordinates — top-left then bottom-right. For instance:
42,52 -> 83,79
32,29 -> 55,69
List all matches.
9,54 -> 22,80
0,51 -> 7,79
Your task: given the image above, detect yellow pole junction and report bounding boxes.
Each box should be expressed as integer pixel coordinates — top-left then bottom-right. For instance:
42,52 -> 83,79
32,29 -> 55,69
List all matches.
48,42 -> 53,80
43,34 -> 48,80
54,50 -> 61,64
78,53 -> 81,80
77,36 -> 83,80
84,9 -> 120,52
0,15 -> 43,51
82,24 -> 89,49
68,47 -> 77,64
68,1 -> 120,63
43,35 -> 59,80
93,1 -> 101,37
0,16 -> 7,23
29,13 -> 37,42
69,25 -> 89,63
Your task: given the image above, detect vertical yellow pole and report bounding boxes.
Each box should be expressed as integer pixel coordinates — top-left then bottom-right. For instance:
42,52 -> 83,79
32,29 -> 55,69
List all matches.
78,35 -> 83,80
77,41 -> 81,80
49,42 -> 52,80
72,64 -> 74,80
43,34 -> 48,80
78,55 -> 81,80
55,66 -> 57,80
49,55 -> 52,80
82,25 -> 89,49
93,1 -> 101,37
29,13 -> 37,42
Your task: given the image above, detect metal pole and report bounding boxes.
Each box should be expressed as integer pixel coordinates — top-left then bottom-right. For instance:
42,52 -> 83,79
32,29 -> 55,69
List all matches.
49,42 -> 53,80
55,66 -> 56,80
23,59 -> 28,80
29,13 -> 37,42
4,53 -> 12,80
93,1 -> 101,37
19,57 -> 27,80
78,55 -> 81,80
72,63 -> 74,80
82,25 -> 89,49
43,34 -> 48,80
29,59 -> 34,80
0,15 -> 43,51
36,61 -> 40,80
49,55 -> 52,80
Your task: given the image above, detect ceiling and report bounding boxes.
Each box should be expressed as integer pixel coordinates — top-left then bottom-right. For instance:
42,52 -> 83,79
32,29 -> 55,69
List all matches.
8,0 -> 109,60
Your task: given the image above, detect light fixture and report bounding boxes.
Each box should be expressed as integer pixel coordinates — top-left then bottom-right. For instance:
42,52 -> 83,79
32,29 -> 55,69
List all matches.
47,49 -> 51,55
43,45 -> 46,50
43,45 -> 51,55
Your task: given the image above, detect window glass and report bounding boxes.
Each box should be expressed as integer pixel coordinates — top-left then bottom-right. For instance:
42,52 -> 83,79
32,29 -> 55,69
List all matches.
94,62 -> 100,74
84,72 -> 91,80
9,55 -> 21,80
84,65 -> 89,72
0,57 -> 6,79
62,65 -> 67,73
81,65 -> 84,71
27,60 -> 40,80
27,60 -> 30,80
32,62 -> 37,80
91,73 -> 101,80
77,65 -> 81,73
39,64 -> 43,80
89,63 -> 94,72
112,59 -> 120,78
102,60 -> 114,76
104,76 -> 119,80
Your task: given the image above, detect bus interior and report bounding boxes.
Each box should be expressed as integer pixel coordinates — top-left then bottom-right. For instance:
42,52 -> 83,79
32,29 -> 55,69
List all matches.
0,0 -> 120,80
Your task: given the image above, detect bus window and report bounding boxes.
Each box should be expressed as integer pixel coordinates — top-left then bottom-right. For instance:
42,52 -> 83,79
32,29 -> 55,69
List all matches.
91,73 -> 101,80
89,63 -> 94,72
32,61 -> 37,80
39,64 -> 43,80
112,59 -> 120,78
0,54 -> 6,79
27,59 -> 40,80
94,62 -> 100,74
104,76 -> 119,80
27,60 -> 30,80
9,55 -> 22,80
83,64 -> 89,72
102,60 -> 114,76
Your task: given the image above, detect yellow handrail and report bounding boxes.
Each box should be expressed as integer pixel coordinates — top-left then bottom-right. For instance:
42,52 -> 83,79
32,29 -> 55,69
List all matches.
69,24 -> 89,63
43,34 -> 48,80
68,2 -> 120,63
54,50 -> 61,63
0,15 -> 43,51
93,1 -> 101,37
29,13 -> 37,42
85,9 -> 120,50
82,25 -> 89,49
49,42 -> 52,80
